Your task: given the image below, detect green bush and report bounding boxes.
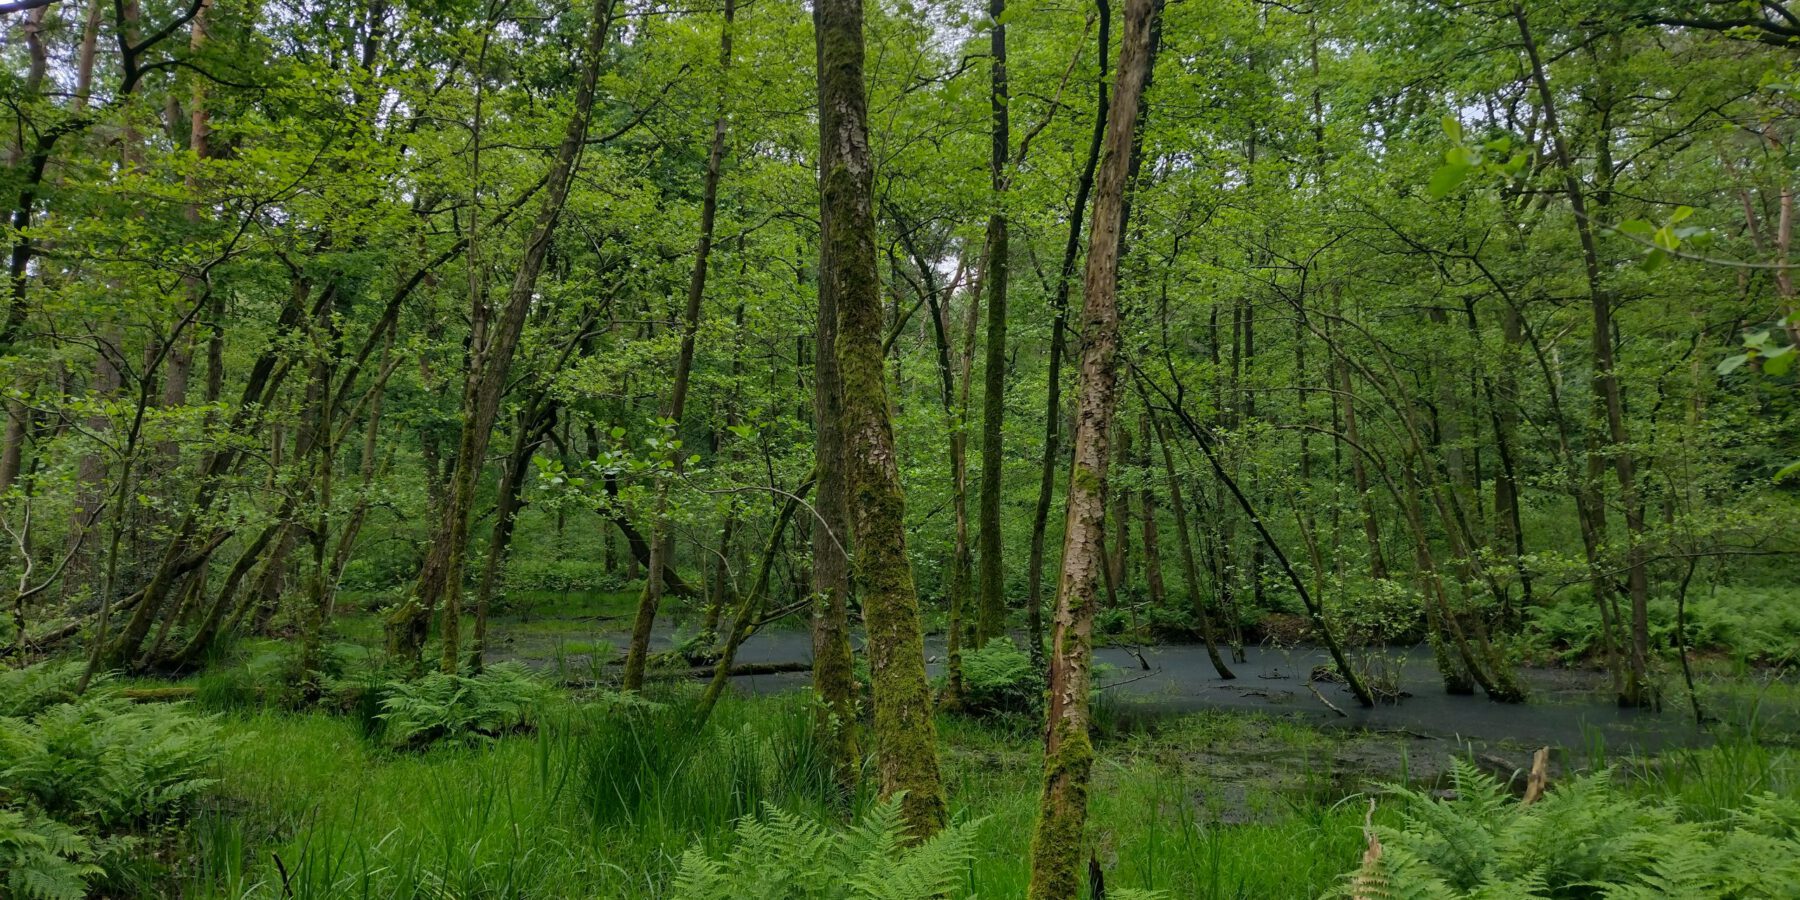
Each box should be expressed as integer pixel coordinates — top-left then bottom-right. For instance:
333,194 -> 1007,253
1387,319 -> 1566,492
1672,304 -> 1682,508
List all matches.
502,558 -> 625,594
375,662 -> 554,749
0,697 -> 222,830
0,665 -> 226,899
1346,758 -> 1800,898
0,806 -> 98,900
668,795 -> 980,900
956,637 -> 1043,716
1520,585 -> 1800,667
0,661 -> 102,719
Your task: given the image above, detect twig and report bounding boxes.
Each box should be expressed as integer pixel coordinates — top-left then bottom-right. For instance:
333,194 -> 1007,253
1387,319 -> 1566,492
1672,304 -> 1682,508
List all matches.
1307,680 -> 1348,717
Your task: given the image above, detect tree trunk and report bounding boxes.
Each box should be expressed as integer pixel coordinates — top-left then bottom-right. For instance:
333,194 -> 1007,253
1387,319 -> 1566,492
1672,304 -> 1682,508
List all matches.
1149,410 -> 1233,678
389,0 -> 618,670
1513,3 -> 1652,707
914,250 -> 973,705
973,0 -> 1012,648
1331,310 -> 1386,581
1027,0 -> 1156,892
812,181 -> 858,788
1107,418 -> 1132,596
471,405 -> 553,671
817,0 -> 947,840
697,478 -> 810,723
1027,0 -> 1110,672
622,0 -> 735,690
1137,415 -> 1167,612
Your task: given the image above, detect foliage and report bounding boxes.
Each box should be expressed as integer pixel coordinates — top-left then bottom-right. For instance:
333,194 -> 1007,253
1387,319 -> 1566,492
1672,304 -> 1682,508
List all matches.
0,676 -> 224,899
1520,586 -> 1800,667
1348,758 -> 1800,899
0,662 -> 103,719
955,637 -> 1044,716
0,806 -> 98,900
0,697 -> 222,829
375,662 -> 553,749
668,795 -> 983,900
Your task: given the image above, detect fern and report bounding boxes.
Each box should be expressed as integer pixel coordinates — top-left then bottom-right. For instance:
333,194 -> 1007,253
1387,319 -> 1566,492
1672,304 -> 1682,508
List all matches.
0,806 -> 99,900
376,661 -> 552,749
0,696 -> 223,829
1345,759 -> 1800,899
669,795 -> 982,900
956,637 -> 1044,716
0,662 -> 105,719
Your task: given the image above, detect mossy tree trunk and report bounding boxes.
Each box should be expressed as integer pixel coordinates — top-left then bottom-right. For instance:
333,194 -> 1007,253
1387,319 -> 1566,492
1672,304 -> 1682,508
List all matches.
812,166 -> 858,789
1027,0 -> 1158,892
817,0 -> 946,840
973,0 -> 1011,649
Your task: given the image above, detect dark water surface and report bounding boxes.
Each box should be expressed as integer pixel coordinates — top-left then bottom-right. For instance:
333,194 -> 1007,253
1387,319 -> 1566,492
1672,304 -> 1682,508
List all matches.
496,614 -> 1790,758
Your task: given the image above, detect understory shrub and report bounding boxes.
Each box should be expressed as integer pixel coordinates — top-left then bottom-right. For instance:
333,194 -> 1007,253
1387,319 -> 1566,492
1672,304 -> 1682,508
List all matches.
1520,586 -> 1800,667
0,661 -> 98,719
1348,758 -> 1800,898
0,806 -> 97,900
956,637 -> 1043,716
375,661 -> 554,749
0,660 -> 225,898
668,795 -> 980,900
502,558 -> 623,594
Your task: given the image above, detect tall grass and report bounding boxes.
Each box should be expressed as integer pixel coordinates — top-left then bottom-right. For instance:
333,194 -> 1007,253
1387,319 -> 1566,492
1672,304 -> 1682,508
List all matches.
175,690 -> 1800,899
182,689 -> 855,898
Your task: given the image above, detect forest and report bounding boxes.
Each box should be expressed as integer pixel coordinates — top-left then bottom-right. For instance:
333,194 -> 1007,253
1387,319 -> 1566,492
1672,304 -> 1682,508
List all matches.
2,0 -> 1799,896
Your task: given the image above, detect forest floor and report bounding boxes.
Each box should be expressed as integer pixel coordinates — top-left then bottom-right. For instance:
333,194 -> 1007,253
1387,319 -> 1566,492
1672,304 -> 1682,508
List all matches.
147,590 -> 1797,898
171,677 -> 1795,899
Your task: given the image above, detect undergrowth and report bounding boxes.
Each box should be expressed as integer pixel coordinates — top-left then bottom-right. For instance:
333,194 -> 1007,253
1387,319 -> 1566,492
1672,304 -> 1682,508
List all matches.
1350,757 -> 1800,899
0,660 -> 225,898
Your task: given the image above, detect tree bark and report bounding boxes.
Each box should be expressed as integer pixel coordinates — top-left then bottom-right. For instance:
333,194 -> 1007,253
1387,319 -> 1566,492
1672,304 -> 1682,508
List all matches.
973,0 -> 1012,648
1027,0 -> 1157,892
817,0 -> 947,840
812,168 -> 858,788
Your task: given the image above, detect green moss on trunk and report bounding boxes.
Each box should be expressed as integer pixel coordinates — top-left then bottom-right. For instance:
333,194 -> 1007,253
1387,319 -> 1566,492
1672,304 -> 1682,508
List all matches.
818,0 -> 946,840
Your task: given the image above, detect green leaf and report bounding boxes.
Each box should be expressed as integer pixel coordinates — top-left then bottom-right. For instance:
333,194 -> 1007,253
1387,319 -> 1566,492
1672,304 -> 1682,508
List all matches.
1717,353 -> 1749,376
1618,219 -> 1655,238
1775,460 -> 1800,483
1669,205 -> 1694,223
1763,343 -> 1796,377
1428,164 -> 1469,199
1441,115 -> 1463,142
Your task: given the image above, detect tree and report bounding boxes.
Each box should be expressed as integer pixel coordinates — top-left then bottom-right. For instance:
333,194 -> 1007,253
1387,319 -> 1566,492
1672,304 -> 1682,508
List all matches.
1027,0 -> 1159,892
817,0 -> 947,840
